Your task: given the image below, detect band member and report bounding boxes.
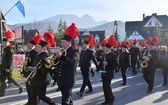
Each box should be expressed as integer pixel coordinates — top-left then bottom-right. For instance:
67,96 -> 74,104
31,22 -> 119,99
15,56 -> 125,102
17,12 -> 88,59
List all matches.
158,46 -> 168,86
30,40 -> 57,105
143,36 -> 159,93
119,42 -> 130,86
21,39 -> 38,105
129,39 -> 140,76
0,37 -> 23,97
96,35 -> 118,105
54,23 -> 79,105
76,35 -> 98,97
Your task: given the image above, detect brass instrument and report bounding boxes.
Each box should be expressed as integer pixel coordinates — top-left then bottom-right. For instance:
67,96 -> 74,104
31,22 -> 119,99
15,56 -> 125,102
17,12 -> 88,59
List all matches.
23,57 -> 31,72
26,60 -> 42,81
140,50 -> 152,71
47,47 -> 67,66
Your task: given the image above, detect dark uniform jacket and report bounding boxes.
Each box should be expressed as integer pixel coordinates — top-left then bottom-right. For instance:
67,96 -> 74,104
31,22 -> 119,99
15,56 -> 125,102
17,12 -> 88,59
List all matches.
56,47 -> 77,87
96,49 -> 104,62
79,49 -> 98,74
31,52 -> 51,86
130,47 -> 140,61
0,46 -> 13,80
119,52 -> 130,68
143,49 -> 159,72
22,49 -> 37,78
158,50 -> 168,69
101,52 -> 118,79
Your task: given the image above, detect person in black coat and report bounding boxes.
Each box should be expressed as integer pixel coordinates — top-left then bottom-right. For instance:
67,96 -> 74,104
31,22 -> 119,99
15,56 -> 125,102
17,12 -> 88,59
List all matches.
54,35 -> 77,105
143,42 -> 159,93
158,46 -> 168,86
76,40 -> 98,97
96,42 -> 118,105
119,45 -> 130,86
21,40 -> 38,105
129,42 -> 140,76
0,38 -> 23,97
30,40 -> 57,105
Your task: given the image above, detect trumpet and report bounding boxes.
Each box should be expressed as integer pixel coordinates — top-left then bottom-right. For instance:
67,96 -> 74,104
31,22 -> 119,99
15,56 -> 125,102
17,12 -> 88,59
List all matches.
47,47 -> 67,66
26,60 -> 42,81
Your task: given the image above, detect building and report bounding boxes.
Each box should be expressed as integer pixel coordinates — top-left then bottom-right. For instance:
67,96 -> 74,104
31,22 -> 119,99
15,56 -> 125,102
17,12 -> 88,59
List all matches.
126,13 -> 168,45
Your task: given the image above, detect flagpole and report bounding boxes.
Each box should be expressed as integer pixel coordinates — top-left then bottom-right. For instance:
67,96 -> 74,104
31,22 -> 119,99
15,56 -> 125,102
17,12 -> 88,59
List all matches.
4,1 -> 20,17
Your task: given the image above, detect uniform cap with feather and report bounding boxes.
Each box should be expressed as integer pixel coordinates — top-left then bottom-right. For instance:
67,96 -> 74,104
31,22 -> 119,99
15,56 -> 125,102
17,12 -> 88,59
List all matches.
96,43 -> 101,48
62,23 -> 80,41
122,40 -> 130,48
44,31 -> 56,48
133,39 -> 138,44
4,30 -> 14,41
101,38 -> 108,46
73,44 -> 78,49
84,34 -> 94,48
105,35 -> 116,48
141,41 -> 146,46
32,34 -> 43,45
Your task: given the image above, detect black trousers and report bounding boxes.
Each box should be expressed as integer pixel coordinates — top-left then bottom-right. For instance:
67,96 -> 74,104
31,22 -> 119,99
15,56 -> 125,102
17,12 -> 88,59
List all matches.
143,71 -> 155,91
59,86 -> 73,105
131,60 -> 137,73
26,80 -> 33,103
102,77 -> 115,102
0,70 -> 6,96
121,67 -> 128,83
80,72 -> 92,93
6,72 -> 22,89
31,84 -> 55,105
162,68 -> 168,84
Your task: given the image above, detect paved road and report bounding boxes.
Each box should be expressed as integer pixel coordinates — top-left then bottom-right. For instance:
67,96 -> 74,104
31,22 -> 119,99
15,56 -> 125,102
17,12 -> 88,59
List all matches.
0,65 -> 168,105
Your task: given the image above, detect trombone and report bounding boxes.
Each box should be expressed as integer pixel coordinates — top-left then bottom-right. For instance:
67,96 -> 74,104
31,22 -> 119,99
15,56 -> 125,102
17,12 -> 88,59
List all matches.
26,60 -> 42,81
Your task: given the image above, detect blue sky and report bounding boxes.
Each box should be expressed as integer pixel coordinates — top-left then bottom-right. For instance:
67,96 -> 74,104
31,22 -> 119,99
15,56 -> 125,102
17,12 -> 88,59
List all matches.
1,0 -> 168,25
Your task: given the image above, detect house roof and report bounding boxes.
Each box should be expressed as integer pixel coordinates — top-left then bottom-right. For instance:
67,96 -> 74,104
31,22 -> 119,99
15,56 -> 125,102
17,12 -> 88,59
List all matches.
126,13 -> 168,40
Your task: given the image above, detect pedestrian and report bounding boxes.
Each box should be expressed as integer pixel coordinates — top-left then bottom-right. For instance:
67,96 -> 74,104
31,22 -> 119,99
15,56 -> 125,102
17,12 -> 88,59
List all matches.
119,42 -> 130,86
54,23 -> 79,105
76,35 -> 98,97
0,37 -> 23,97
142,36 -> 159,93
129,39 -> 140,76
96,35 -> 118,105
21,39 -> 38,105
30,40 -> 57,105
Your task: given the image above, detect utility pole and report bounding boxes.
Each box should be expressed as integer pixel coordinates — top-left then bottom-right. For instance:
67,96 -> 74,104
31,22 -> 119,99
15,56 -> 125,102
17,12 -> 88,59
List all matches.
113,20 -> 119,41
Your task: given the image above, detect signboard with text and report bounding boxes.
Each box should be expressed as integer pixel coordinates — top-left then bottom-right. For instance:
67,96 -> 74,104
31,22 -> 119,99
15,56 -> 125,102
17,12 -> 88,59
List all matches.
13,54 -> 25,68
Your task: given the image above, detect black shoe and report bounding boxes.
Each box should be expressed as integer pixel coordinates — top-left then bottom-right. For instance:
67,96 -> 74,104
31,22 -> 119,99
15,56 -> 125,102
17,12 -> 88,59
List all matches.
24,102 -> 33,105
101,101 -> 114,105
121,83 -> 126,86
91,71 -> 94,77
85,89 -> 93,93
0,94 -> 4,97
76,92 -> 83,97
146,90 -> 152,93
18,87 -> 23,94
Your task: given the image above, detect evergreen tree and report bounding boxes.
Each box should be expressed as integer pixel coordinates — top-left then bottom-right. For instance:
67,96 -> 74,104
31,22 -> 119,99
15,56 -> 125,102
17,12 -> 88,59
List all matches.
54,19 -> 67,46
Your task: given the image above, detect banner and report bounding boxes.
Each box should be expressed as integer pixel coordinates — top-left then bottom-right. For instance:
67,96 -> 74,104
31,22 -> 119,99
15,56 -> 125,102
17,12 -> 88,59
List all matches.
13,54 -> 25,68
15,26 -> 23,39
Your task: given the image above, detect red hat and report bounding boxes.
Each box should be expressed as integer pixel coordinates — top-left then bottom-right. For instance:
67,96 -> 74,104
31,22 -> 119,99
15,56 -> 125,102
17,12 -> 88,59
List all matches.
122,40 -> 130,48
84,34 -> 94,48
5,30 -> 14,39
32,34 -> 43,45
62,23 -> 80,41
44,31 -> 56,48
105,35 -> 116,48
101,38 -> 108,46
151,35 -> 159,45
73,44 -> 78,49
133,39 -> 138,44
147,37 -> 152,43
141,41 -> 146,46
117,41 -> 122,47
96,43 -> 101,48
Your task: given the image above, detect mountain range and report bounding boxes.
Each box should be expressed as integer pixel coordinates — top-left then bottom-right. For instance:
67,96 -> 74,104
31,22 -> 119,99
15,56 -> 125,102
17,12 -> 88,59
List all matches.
9,14 -> 126,41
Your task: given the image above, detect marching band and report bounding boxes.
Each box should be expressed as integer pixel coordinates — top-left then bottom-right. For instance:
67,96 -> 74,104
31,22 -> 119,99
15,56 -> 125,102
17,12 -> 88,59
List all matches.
0,23 -> 167,105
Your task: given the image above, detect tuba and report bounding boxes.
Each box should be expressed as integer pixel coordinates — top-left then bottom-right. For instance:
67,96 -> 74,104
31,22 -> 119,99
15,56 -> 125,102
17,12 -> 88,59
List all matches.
26,60 -> 42,81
